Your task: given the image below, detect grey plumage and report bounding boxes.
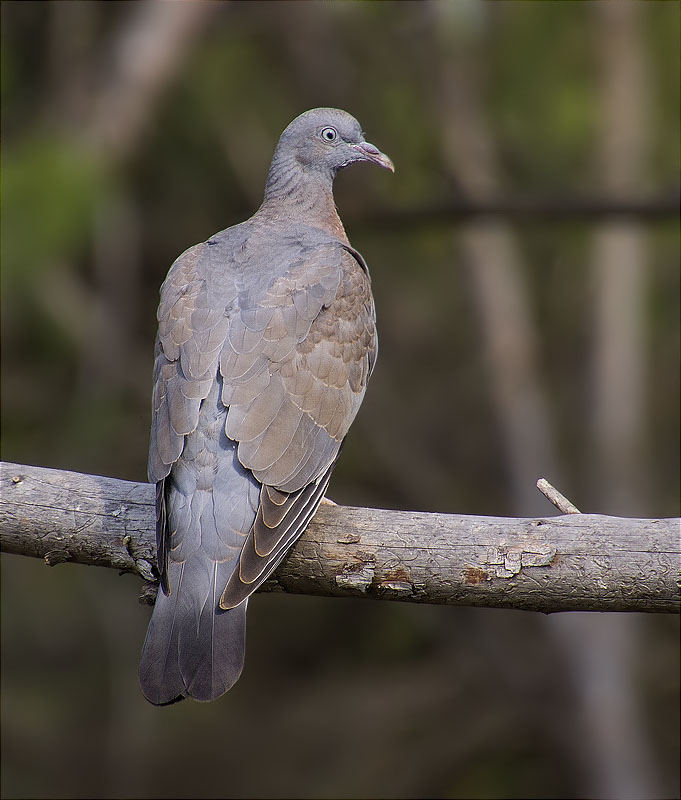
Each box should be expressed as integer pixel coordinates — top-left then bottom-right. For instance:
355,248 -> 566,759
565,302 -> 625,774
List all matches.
139,108 -> 393,705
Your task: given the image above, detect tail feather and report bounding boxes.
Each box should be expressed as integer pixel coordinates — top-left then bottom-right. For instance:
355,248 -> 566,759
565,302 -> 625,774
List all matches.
139,557 -> 247,705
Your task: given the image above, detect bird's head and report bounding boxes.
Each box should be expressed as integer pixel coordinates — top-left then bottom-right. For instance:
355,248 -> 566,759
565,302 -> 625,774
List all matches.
275,107 -> 395,179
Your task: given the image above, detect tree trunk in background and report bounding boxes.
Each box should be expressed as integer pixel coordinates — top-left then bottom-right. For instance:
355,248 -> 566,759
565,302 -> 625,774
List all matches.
68,2 -> 221,447
433,3 -> 563,517
550,3 -> 659,798
433,4 -> 660,798
590,0 -> 650,515
87,1 -> 222,162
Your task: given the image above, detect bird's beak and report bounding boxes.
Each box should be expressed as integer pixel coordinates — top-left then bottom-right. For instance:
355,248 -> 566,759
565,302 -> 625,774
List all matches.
352,141 -> 395,172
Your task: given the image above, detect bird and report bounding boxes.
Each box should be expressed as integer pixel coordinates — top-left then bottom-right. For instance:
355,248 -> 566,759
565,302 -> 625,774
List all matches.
139,107 -> 394,704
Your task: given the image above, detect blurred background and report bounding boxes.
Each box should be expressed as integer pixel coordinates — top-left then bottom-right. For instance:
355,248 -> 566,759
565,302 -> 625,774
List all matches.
1,1 -> 679,798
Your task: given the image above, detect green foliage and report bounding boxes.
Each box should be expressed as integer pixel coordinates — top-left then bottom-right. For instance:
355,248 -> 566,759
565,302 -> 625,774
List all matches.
489,1 -> 598,190
2,136 -> 101,286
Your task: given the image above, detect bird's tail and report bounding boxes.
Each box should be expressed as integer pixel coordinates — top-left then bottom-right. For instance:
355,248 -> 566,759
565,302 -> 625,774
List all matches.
139,557 -> 247,705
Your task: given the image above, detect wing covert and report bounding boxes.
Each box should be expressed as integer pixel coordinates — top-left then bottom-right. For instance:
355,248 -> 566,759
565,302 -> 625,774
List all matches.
218,245 -> 377,606
149,236 -> 376,611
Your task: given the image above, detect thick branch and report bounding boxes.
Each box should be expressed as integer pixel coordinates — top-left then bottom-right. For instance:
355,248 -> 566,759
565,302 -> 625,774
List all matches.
1,461 -> 678,613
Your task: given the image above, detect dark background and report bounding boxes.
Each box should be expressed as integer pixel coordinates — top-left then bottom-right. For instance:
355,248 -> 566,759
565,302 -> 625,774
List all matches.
1,2 -> 679,798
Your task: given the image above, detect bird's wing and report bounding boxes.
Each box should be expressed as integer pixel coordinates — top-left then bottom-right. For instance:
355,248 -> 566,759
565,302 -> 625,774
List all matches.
219,243 -> 376,608
147,238 -> 375,606
147,241 -> 237,591
148,241 -> 229,484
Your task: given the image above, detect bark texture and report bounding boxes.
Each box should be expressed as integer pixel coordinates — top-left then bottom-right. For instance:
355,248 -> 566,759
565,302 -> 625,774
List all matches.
1,461 -> 678,613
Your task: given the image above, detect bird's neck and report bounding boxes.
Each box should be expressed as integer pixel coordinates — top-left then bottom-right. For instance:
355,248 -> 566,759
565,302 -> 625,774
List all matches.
258,152 -> 348,242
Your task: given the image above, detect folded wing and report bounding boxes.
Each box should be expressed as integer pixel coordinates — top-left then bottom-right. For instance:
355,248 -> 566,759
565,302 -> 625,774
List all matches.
219,244 -> 376,608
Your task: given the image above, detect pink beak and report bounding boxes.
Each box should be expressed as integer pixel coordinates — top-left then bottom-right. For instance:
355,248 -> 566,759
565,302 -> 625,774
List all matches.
352,141 -> 395,172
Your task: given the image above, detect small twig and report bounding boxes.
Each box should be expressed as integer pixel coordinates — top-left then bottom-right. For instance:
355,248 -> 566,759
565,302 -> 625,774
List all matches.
536,478 -> 581,515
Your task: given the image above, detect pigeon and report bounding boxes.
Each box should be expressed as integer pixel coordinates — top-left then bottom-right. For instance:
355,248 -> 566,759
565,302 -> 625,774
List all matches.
139,107 -> 394,704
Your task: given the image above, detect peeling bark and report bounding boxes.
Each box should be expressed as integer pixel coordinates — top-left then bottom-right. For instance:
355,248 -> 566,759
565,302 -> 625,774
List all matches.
1,461 -> 679,613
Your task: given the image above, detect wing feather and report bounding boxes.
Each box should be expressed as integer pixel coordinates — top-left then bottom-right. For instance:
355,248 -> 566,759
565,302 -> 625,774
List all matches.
149,238 -> 376,628
216,246 -> 375,605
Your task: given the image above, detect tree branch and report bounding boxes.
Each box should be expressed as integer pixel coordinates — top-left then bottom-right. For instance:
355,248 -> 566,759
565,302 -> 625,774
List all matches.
1,461 -> 678,614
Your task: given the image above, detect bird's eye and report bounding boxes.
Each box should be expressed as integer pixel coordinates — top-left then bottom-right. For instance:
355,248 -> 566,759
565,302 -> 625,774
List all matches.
320,127 -> 337,142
